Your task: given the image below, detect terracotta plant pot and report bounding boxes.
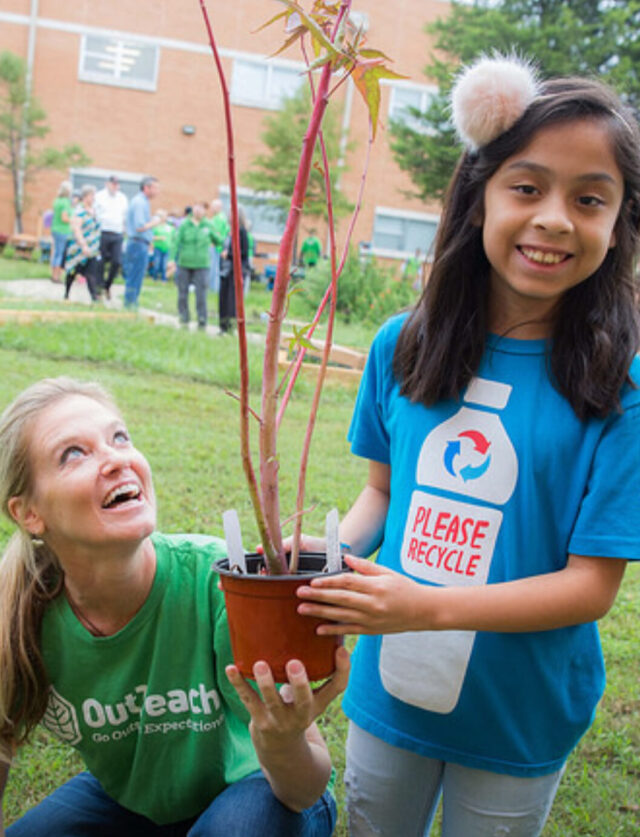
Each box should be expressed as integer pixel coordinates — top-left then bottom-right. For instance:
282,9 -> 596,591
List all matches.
214,552 -> 347,682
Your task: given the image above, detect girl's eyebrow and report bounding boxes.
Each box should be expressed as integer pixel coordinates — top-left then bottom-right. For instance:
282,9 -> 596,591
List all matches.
505,159 -> 618,184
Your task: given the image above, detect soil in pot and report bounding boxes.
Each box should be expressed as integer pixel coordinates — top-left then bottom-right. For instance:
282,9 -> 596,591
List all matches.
214,552 -> 347,682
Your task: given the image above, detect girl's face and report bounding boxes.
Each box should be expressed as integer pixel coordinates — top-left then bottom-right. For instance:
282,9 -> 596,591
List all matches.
10,395 -> 156,558
482,118 -> 624,336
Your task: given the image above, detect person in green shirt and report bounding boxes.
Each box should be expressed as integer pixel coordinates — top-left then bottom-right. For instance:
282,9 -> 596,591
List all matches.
203,199 -> 230,294
150,210 -> 175,283
169,202 -> 214,330
0,376 -> 349,836
50,180 -> 73,284
300,230 -> 323,271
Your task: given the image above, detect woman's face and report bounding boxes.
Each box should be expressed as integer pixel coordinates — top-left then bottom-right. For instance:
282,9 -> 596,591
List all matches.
11,395 -> 156,557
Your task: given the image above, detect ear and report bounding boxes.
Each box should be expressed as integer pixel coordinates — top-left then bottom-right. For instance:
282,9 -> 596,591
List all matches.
7,495 -> 45,537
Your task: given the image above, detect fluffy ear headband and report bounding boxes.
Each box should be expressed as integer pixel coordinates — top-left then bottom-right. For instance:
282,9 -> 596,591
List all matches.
451,54 -> 540,152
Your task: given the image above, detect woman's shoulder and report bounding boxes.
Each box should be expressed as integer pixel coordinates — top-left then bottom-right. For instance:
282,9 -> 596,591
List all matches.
152,532 -> 227,570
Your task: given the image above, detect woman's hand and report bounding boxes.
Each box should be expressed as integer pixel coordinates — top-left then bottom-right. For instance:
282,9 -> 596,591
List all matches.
226,647 -> 350,811
297,555 -> 429,635
225,645 -> 349,743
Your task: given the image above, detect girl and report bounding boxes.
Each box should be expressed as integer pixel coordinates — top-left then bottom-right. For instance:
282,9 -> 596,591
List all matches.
296,56 -> 640,836
0,377 -> 348,836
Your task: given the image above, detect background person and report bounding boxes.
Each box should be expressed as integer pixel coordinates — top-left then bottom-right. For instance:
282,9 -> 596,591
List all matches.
150,210 -> 174,283
123,176 -> 160,310
296,59 -> 640,836
205,199 -> 230,294
50,180 -> 72,285
219,207 -> 249,334
63,184 -> 101,303
170,201 -> 214,330
95,175 -> 128,301
0,377 -> 348,836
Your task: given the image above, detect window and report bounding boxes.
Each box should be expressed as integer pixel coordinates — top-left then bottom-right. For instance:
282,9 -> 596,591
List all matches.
79,35 -> 159,92
388,83 -> 436,132
219,187 -> 286,242
230,56 -> 303,109
371,208 -> 439,260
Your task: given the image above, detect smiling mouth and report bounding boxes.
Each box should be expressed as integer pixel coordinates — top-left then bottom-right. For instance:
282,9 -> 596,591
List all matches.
102,483 -> 142,509
518,246 -> 571,265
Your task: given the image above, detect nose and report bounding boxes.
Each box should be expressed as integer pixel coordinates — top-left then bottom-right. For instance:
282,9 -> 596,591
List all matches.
99,444 -> 132,474
532,194 -> 573,235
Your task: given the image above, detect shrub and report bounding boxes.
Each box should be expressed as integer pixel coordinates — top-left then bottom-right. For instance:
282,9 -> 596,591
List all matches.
301,249 -> 418,325
2,245 -> 15,259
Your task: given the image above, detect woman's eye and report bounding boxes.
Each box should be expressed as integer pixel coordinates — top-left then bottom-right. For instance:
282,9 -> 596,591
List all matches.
61,445 -> 84,464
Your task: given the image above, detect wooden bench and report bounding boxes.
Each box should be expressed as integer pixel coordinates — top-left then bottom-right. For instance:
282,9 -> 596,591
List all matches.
279,332 -> 366,383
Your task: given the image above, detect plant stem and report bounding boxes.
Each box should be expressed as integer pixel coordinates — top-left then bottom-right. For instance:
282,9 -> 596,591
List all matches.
200,0 -> 284,573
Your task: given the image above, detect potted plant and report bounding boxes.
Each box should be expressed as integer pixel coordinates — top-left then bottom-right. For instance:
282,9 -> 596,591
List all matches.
200,0 -> 402,680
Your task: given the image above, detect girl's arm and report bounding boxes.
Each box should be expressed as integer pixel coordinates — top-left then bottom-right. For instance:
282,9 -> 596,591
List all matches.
297,552 -> 627,635
0,761 -> 8,836
293,460 -> 391,558
226,647 -> 350,812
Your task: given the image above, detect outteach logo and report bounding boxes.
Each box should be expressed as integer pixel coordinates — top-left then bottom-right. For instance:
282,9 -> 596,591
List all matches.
443,429 -> 492,482
42,687 -> 82,745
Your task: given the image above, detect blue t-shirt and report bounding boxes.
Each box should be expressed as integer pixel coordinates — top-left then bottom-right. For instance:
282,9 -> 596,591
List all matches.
126,191 -> 152,242
342,315 -> 640,777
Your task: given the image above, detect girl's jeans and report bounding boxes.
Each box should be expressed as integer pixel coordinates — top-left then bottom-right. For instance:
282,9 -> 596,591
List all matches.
345,723 -> 563,837
6,769 -> 336,837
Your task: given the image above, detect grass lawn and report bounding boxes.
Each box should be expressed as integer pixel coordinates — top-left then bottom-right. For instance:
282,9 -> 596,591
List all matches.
0,276 -> 638,835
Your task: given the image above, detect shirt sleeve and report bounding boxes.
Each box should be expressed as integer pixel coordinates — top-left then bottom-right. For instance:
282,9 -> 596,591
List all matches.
347,318 -> 402,465
569,400 -> 640,560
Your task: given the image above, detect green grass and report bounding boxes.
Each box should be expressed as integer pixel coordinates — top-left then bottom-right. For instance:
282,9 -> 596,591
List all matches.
0,255 -> 50,280
0,285 -> 638,835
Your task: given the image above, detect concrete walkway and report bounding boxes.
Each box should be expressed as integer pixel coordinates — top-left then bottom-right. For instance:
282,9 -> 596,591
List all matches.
0,278 -> 221,334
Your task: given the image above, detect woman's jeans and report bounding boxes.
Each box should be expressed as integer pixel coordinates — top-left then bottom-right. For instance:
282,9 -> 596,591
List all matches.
345,722 -> 563,837
51,232 -> 69,268
6,769 -> 337,837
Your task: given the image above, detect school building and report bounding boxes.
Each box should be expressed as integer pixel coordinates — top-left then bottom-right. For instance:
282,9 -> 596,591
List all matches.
0,0 -> 451,266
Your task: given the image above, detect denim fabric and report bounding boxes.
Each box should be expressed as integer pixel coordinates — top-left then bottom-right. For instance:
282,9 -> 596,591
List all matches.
51,231 -> 69,268
153,249 -> 169,282
7,770 -> 337,837
123,239 -> 149,308
208,246 -> 220,293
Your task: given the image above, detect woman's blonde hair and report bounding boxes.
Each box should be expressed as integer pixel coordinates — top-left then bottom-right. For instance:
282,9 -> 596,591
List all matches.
57,180 -> 72,198
0,377 -> 117,763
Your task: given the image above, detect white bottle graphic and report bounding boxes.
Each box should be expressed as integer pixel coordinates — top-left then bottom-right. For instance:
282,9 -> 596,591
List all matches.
380,378 -> 518,713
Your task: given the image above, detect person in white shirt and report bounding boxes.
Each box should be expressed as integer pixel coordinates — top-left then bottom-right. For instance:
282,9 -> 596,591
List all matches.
94,176 -> 128,300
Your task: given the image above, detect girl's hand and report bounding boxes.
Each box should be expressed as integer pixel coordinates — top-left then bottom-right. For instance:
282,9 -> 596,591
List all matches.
296,555 -> 428,635
279,533 -> 327,555
225,646 -> 350,744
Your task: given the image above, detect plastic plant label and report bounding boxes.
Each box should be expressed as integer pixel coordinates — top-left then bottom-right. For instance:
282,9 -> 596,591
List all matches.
325,508 -> 341,573
223,509 -> 247,573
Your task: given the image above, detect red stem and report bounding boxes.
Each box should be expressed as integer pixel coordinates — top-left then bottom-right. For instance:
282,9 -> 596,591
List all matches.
200,0 -> 284,573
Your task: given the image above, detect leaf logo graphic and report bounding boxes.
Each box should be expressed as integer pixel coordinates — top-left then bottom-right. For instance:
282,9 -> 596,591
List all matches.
42,687 -> 82,745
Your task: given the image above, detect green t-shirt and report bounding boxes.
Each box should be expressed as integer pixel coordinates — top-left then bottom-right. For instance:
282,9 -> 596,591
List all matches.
300,235 -> 322,267
41,533 -> 260,825
206,211 -> 230,252
51,196 -> 72,235
175,218 -> 214,269
152,222 -> 175,254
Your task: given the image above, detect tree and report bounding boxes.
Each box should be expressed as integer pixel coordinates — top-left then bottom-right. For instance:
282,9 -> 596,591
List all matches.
0,50 -> 90,233
244,85 -> 353,229
389,0 -> 640,202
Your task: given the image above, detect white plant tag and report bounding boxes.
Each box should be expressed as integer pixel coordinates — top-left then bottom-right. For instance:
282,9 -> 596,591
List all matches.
325,508 -> 341,573
223,509 -> 247,573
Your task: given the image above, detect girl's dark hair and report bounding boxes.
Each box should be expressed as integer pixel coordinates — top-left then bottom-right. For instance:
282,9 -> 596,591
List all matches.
394,76 -> 640,419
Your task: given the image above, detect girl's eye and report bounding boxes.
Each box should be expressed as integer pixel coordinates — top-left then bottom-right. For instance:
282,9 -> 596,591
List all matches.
513,184 -> 538,195
60,445 -> 84,464
114,429 -> 131,444
578,195 -> 604,207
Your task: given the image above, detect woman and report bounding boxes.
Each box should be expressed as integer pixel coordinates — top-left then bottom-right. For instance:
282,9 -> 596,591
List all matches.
63,185 -> 101,302
0,377 -> 347,836
50,180 -> 72,285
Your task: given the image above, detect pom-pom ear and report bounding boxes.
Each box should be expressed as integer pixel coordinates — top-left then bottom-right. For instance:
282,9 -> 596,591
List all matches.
451,54 -> 540,151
